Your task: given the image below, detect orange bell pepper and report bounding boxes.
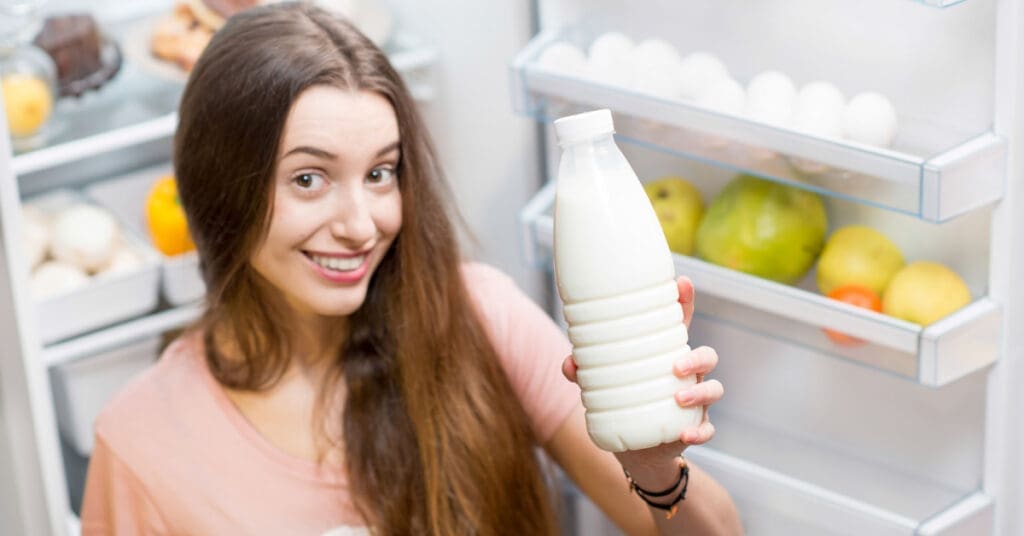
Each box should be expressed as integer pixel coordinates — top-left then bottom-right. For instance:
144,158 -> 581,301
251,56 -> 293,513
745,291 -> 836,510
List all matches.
145,175 -> 195,256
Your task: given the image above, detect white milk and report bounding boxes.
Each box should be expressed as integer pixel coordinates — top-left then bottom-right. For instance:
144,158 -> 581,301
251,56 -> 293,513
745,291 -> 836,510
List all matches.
553,109 -> 702,452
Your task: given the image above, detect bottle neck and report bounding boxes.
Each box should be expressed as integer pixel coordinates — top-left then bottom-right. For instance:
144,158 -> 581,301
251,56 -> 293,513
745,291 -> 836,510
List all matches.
558,133 -> 632,184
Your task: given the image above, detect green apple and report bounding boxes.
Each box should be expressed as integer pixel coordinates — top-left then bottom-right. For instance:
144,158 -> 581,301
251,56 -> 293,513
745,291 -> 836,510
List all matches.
695,174 -> 827,284
643,176 -> 704,256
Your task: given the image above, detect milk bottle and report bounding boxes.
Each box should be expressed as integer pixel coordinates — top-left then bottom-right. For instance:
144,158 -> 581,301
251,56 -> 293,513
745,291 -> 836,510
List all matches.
552,109 -> 702,452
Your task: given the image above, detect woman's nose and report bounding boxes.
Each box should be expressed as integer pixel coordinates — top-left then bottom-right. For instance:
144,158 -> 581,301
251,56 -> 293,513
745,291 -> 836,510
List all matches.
328,186 -> 375,247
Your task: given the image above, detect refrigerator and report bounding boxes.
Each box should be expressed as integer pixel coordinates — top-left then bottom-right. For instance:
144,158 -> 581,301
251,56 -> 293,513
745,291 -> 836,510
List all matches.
1,0 -> 1022,535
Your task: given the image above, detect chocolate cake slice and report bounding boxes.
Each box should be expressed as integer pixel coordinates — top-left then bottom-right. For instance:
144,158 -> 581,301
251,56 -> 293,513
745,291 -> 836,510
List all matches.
33,15 -> 103,92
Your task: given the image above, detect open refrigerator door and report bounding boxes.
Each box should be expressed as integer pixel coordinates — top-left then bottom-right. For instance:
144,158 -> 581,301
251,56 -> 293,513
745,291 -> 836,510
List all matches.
515,0 -> 1024,534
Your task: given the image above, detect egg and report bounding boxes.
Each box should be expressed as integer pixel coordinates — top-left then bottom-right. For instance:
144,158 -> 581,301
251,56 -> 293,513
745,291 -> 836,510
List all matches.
587,31 -> 635,87
631,39 -> 684,99
537,42 -> 589,78
31,261 -> 89,300
677,52 -> 730,101
745,70 -> 797,126
50,204 -> 120,273
792,81 -> 846,139
696,77 -> 746,115
842,91 -> 898,148
101,245 -> 144,276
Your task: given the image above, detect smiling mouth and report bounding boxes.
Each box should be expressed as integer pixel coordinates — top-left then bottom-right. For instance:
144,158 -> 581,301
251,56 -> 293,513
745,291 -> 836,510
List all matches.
304,252 -> 367,273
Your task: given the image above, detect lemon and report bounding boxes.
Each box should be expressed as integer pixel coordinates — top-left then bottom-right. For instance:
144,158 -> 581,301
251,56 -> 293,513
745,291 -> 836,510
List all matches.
2,74 -> 54,137
816,225 -> 904,296
882,261 -> 971,326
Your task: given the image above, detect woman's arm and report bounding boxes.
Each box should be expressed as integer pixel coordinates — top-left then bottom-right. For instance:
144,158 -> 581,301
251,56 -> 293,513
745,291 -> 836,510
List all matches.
543,385 -> 741,535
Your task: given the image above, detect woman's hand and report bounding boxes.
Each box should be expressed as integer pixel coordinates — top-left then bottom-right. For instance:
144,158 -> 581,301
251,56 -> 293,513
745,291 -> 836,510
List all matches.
560,276 -> 724,484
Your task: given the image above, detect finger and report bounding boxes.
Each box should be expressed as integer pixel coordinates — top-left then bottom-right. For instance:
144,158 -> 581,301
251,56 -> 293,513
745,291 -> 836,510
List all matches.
673,346 -> 719,378
674,379 -> 725,408
677,276 -> 695,329
561,355 -> 578,384
681,421 -> 716,445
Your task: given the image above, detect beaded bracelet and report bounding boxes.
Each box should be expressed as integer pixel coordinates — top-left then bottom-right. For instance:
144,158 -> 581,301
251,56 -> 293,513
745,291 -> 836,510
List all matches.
623,456 -> 690,520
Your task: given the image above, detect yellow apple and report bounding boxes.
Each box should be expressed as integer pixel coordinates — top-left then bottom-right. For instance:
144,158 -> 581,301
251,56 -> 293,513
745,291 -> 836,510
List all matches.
882,261 -> 971,326
817,225 -> 905,296
643,176 -> 704,255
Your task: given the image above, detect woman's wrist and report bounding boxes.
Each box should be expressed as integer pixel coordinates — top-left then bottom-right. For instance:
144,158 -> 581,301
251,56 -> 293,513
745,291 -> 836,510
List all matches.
614,444 -> 687,492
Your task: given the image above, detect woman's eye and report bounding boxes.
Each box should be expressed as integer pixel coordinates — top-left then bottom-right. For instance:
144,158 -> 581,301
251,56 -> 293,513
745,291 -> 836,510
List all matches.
367,167 -> 396,185
293,173 -> 325,190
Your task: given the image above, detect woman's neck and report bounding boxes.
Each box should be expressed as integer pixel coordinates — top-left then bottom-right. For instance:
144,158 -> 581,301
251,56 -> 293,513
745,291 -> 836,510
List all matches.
284,309 -> 347,383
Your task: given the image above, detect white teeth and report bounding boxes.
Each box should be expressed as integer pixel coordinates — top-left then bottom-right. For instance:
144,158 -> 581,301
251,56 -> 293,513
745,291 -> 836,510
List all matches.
310,254 -> 365,272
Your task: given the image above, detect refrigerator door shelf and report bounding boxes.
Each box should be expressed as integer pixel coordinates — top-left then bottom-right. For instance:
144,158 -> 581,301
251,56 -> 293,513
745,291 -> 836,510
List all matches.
12,13 -> 438,181
687,411 -> 993,535
521,182 -> 1001,387
511,31 -> 1005,223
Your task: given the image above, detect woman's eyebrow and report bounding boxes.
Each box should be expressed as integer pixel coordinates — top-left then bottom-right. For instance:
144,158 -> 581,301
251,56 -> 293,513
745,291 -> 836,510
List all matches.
283,145 -> 338,160
376,141 -> 400,157
282,141 -> 399,161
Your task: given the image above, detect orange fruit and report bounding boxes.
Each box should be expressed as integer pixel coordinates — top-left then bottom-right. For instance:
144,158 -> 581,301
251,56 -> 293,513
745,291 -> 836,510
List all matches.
823,285 -> 882,347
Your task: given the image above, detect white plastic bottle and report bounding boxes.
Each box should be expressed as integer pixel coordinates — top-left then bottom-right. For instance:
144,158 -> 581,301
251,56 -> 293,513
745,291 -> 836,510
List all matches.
552,109 -> 702,452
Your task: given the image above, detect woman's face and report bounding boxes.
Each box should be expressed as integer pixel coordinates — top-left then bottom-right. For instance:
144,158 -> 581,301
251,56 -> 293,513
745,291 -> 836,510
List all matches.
251,86 -> 402,320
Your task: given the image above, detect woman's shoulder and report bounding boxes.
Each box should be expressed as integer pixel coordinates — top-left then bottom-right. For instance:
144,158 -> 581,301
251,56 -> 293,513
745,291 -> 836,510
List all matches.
93,331 -> 212,451
460,261 -> 520,296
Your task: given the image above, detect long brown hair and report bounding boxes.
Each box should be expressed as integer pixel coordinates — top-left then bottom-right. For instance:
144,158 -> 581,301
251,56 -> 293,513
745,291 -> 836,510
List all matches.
174,4 -> 559,534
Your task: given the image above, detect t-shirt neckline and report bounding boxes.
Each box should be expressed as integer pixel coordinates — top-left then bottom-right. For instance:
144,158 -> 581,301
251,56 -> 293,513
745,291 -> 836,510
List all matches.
190,333 -> 350,489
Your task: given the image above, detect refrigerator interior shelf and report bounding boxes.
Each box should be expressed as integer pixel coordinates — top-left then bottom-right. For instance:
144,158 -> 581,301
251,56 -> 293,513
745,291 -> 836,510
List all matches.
688,411 -> 993,535
10,14 -> 438,179
521,182 -> 1001,387
43,302 -> 201,369
511,32 -> 1006,223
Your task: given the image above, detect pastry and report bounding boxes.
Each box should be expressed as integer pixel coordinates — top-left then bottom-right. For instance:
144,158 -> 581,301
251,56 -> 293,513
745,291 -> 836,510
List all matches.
150,0 -> 259,72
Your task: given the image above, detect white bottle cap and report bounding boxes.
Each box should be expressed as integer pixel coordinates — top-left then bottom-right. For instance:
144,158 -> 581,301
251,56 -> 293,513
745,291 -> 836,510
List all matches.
554,109 -> 615,145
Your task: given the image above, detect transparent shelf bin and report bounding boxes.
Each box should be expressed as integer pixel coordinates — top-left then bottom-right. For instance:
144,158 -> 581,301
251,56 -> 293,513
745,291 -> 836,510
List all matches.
520,182 -> 1000,387
11,13 -> 438,178
511,32 -> 1005,223
688,412 -> 992,535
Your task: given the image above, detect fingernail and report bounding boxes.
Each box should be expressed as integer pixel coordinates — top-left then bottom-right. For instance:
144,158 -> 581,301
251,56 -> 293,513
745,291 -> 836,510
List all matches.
674,360 -> 690,376
675,389 -> 694,405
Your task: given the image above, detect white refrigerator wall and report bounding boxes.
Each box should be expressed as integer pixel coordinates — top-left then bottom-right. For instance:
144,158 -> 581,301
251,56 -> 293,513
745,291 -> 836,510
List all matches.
382,0 -> 547,302
986,1 -> 1024,535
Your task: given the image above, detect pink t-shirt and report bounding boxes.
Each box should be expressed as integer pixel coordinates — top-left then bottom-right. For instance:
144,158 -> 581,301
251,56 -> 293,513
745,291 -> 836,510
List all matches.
80,263 -> 579,535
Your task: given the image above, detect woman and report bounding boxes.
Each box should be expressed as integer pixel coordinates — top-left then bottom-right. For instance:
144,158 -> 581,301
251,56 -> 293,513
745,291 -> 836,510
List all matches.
81,3 -> 741,535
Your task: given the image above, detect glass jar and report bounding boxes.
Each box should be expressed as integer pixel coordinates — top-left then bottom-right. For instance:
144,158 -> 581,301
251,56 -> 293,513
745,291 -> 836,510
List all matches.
1,42 -> 58,150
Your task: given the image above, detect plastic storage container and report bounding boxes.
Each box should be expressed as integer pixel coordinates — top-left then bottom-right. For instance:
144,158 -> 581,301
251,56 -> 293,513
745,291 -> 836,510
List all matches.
85,163 -> 206,305
24,189 -> 161,344
49,336 -> 160,455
